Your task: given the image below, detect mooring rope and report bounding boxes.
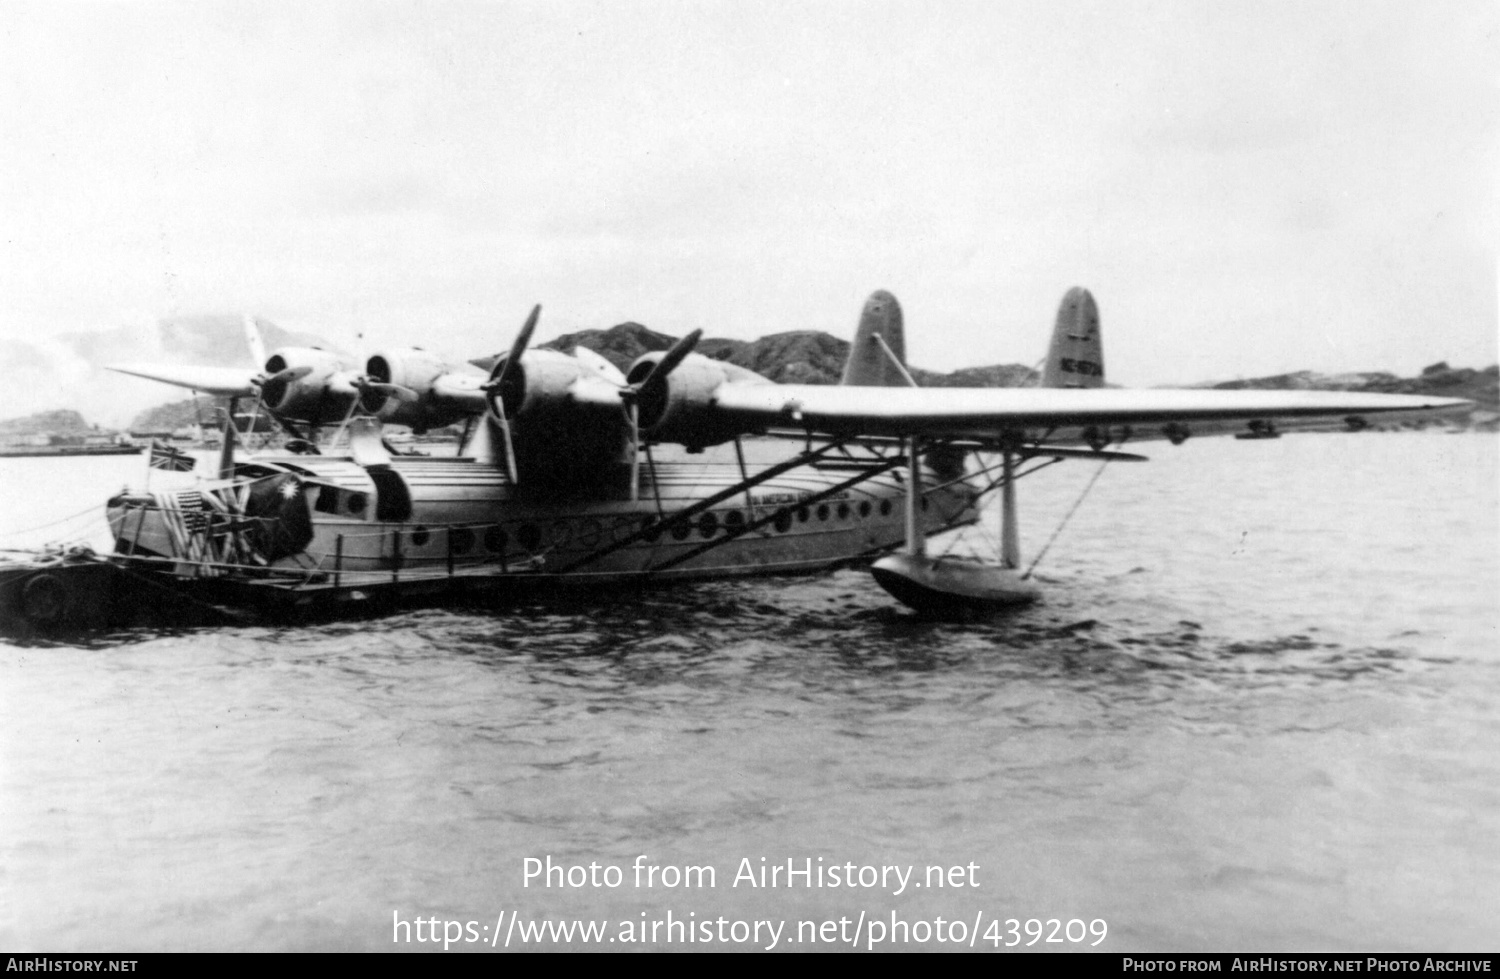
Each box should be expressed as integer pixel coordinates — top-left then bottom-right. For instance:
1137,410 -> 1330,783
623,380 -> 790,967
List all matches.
1021,458 -> 1113,579
0,502 -> 108,540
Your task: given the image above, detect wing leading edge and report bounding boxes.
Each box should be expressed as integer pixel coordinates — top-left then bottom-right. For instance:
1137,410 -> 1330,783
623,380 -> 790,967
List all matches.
107,363 -> 258,397
709,384 -> 1471,443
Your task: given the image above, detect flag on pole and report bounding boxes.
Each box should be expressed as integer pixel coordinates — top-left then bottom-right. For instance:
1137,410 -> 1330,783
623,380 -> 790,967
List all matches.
149,440 -> 196,472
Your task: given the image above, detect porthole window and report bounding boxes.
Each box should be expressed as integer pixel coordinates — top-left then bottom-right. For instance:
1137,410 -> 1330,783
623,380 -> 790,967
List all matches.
773,511 -> 792,533
698,512 -> 719,538
879,499 -> 892,516
671,520 -> 693,541
837,503 -> 851,520
858,501 -> 871,519
484,525 -> 508,552
816,504 -> 829,522
724,510 -> 746,530
643,519 -> 663,543
346,493 -> 366,515
411,526 -> 431,546
920,498 -> 930,512
450,527 -> 475,555
796,506 -> 810,523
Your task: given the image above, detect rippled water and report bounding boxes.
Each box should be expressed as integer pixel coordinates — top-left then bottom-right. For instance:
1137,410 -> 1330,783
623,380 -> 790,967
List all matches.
1,433 -> 1496,951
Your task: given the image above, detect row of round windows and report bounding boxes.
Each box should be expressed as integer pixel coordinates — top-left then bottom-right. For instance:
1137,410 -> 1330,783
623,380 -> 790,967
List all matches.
392,495 -> 920,556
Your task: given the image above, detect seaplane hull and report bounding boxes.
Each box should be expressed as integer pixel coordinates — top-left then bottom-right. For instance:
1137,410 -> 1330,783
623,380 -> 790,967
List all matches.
106,451 -> 981,589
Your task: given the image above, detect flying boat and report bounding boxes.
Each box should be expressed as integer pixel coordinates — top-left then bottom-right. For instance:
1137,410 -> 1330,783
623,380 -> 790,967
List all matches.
3,288 -> 1469,630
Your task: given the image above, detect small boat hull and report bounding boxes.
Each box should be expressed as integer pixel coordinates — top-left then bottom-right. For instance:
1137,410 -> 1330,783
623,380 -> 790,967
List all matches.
870,553 -> 1040,613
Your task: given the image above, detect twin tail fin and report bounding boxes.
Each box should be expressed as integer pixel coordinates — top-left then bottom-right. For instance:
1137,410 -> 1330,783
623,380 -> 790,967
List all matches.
1042,286 -> 1105,388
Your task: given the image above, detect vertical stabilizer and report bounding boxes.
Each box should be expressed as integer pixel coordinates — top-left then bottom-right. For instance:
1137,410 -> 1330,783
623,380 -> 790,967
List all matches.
1041,287 -> 1104,388
840,291 -> 913,386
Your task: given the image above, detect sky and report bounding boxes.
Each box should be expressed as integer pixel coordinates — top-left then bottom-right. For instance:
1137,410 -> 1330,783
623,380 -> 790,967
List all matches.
1,0 -> 1495,415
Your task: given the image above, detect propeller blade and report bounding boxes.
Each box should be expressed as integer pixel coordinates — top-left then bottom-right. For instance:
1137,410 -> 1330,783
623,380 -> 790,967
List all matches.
258,364 -> 312,387
495,400 -> 519,484
363,380 -> 420,403
489,304 -> 541,390
242,315 -> 268,368
638,329 -> 702,393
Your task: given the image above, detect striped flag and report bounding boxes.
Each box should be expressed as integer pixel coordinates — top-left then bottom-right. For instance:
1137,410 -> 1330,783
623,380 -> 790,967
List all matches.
149,440 -> 195,472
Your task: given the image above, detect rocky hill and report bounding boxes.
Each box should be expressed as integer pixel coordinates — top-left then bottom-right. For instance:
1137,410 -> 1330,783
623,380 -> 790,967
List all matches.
127,397 -> 223,434
534,322 -> 1040,387
0,409 -> 97,436
1211,363 -> 1497,416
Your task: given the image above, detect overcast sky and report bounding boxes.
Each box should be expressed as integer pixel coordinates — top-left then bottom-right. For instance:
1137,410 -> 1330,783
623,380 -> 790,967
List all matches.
1,0 -> 1494,389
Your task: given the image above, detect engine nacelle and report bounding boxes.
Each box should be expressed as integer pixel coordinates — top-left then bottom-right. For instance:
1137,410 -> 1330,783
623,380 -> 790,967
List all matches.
625,353 -> 770,449
487,349 -> 600,423
258,347 -> 357,425
485,348 -> 634,488
362,347 -> 482,433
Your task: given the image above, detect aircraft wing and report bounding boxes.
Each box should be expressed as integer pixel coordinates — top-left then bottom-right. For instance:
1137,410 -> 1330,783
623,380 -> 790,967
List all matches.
108,364 -> 258,397
709,385 -> 1472,443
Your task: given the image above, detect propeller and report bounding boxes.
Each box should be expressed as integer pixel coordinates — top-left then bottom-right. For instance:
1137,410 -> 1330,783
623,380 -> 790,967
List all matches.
251,364 -> 314,413
352,373 -> 420,409
481,304 -> 542,483
619,329 -> 702,501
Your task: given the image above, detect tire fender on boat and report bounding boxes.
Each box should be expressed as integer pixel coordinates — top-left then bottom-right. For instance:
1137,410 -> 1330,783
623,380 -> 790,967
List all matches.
20,572 -> 70,627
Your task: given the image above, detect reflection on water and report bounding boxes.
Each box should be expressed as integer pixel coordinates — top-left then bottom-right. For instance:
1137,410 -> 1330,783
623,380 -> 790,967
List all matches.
1,434 -> 1496,951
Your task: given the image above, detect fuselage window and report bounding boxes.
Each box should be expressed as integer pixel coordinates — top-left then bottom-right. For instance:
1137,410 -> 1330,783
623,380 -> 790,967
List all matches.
858,501 -> 871,518
837,503 -> 851,520
796,506 -> 810,523
773,511 -> 792,533
879,499 -> 893,516
451,527 -> 475,555
517,524 -> 543,552
698,512 -> 719,538
816,504 -> 829,521
483,525 -> 507,553
411,526 -> 431,547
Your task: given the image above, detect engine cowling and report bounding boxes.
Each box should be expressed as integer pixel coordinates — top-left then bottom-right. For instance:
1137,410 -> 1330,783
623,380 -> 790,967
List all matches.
485,348 -> 634,488
487,348 -> 600,424
258,348 -> 357,425
362,347 -> 484,433
625,352 -> 771,449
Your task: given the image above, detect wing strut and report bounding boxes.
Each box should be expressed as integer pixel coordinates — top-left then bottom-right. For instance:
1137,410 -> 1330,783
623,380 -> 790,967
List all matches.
904,436 -> 923,557
1000,449 -> 1020,569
